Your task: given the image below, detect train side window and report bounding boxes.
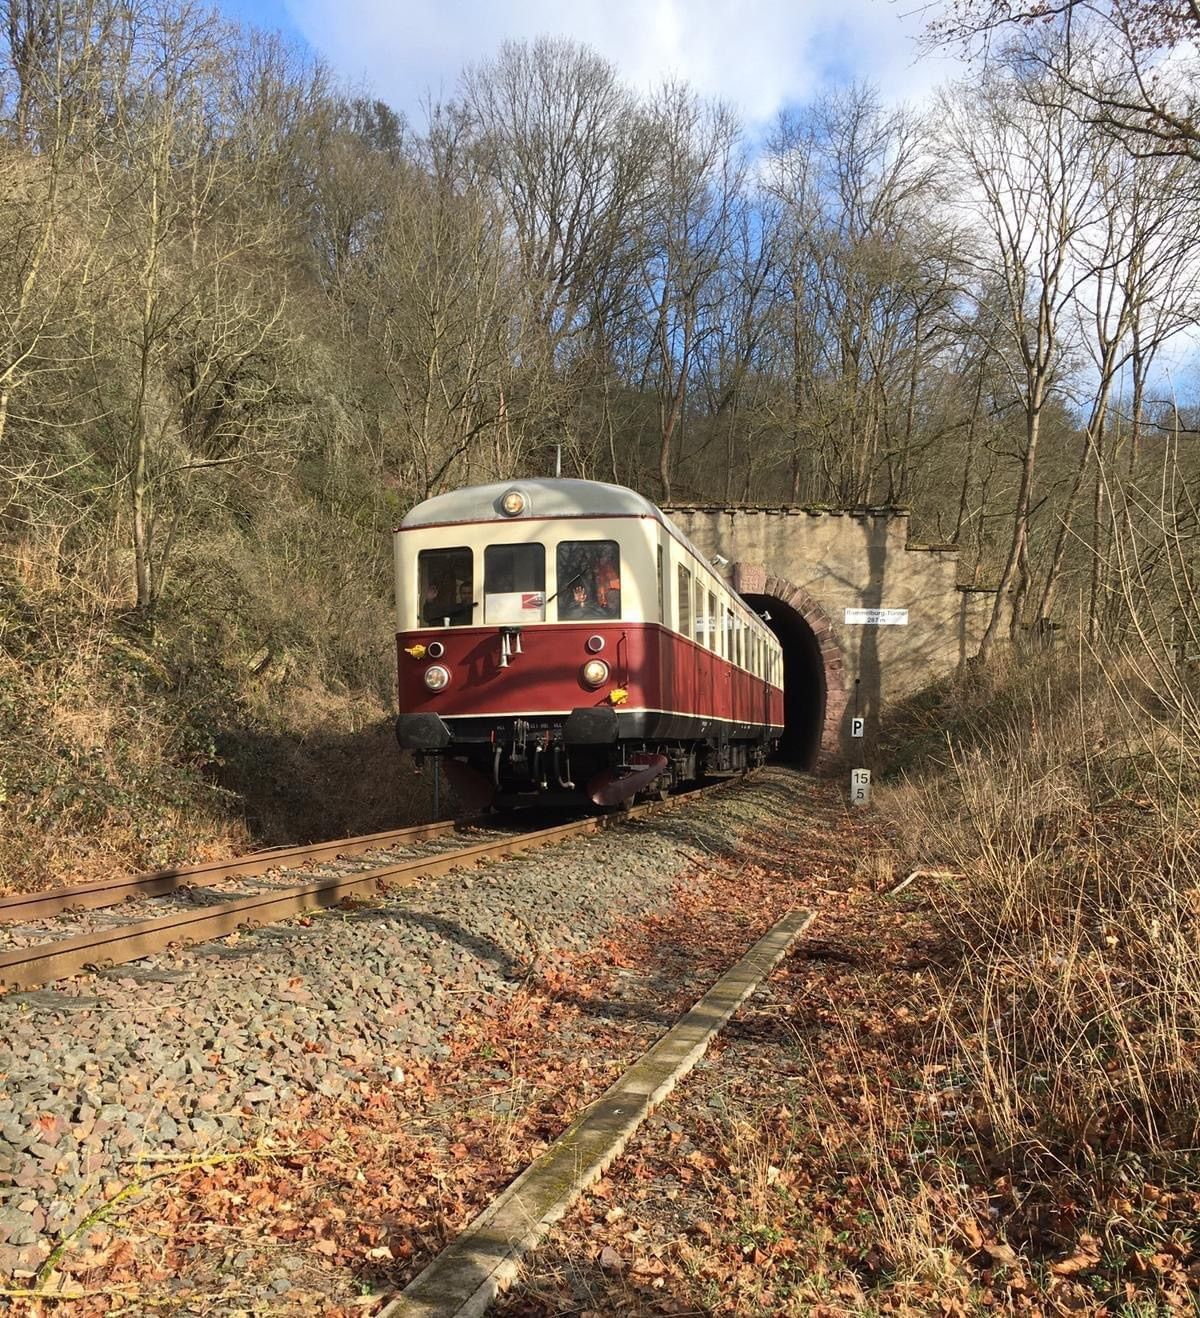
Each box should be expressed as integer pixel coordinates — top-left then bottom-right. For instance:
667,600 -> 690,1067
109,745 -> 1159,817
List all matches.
418,547 -> 474,627
693,578 -> 705,645
556,540 -> 620,620
657,544 -> 665,623
677,564 -> 692,635
484,544 -> 546,623
735,617 -> 744,669
707,591 -> 717,650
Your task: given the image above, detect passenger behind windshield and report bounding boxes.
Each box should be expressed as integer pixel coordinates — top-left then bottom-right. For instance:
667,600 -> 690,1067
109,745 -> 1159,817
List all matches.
423,577 -> 471,626
418,547 -> 473,626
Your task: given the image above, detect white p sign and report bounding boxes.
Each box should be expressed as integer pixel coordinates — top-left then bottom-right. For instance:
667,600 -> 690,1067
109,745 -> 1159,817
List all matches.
850,717 -> 865,738
850,768 -> 871,806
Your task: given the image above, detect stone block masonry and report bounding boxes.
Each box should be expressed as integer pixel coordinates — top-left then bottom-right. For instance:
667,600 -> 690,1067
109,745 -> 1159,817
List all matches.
666,505 -> 996,768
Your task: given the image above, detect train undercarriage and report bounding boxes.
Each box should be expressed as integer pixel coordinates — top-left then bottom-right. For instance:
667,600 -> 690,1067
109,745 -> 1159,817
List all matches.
397,710 -> 773,811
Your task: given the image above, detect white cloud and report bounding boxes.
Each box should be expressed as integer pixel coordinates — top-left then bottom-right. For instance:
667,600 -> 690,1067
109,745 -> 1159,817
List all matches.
284,0 -> 968,126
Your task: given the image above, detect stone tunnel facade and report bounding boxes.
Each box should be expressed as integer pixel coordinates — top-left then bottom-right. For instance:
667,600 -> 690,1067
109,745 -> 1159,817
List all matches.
665,504 -> 996,769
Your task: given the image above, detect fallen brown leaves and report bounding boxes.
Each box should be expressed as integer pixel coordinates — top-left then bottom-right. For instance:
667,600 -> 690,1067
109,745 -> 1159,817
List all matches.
497,787 -> 1200,1317
11,782 -> 839,1314
15,778 -> 1198,1316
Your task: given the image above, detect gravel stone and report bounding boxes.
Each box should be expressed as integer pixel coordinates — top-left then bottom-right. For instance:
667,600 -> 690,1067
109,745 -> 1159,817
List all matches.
0,770 -> 796,1279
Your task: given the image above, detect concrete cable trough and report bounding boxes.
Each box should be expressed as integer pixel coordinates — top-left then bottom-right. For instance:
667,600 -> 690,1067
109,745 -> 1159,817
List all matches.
382,906 -> 817,1318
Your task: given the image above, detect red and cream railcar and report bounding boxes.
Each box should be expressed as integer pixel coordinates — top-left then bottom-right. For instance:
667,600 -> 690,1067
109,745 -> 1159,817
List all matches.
393,479 -> 784,807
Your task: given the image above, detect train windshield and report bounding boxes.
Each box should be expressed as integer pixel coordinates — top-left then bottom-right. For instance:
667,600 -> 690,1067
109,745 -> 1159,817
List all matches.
484,544 -> 546,623
418,548 -> 473,627
556,541 -> 621,620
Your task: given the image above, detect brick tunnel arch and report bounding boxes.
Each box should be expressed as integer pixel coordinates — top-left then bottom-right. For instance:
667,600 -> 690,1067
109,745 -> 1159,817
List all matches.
734,563 -> 848,770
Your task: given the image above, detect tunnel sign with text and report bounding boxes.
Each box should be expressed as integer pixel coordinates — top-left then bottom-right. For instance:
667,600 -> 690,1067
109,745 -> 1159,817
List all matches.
844,608 -> 909,626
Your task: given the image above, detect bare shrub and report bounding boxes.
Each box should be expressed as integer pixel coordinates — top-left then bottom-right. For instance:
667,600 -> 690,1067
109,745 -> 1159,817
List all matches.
883,638 -> 1200,1234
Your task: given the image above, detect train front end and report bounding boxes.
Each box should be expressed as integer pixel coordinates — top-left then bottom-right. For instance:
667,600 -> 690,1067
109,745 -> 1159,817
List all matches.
393,480 -> 660,808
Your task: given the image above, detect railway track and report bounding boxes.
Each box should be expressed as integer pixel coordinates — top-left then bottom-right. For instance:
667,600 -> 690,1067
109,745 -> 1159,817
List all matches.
0,819 -> 471,924
0,786 -> 720,992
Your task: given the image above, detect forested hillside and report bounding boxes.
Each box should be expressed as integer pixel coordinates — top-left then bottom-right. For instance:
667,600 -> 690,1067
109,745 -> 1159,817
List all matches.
2,0 -> 1198,884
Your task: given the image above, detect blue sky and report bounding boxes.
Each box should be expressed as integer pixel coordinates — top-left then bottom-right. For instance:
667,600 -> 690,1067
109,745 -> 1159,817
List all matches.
213,0 -> 967,126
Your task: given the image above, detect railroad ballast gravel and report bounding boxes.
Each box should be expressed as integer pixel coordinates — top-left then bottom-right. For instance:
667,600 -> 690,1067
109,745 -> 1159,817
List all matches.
0,771 -> 797,1279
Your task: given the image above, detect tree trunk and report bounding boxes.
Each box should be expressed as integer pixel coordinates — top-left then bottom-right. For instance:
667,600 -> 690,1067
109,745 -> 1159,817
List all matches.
980,386 -> 1043,661
1039,385 -> 1112,620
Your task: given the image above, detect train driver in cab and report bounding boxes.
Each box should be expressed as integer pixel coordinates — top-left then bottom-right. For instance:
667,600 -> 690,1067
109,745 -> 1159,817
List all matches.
594,547 -> 621,617
562,581 -> 601,620
423,574 -> 471,626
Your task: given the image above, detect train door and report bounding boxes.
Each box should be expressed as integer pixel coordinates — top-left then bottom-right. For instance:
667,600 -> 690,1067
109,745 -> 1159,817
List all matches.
719,603 -> 732,723
692,576 -> 707,716
762,636 -> 772,731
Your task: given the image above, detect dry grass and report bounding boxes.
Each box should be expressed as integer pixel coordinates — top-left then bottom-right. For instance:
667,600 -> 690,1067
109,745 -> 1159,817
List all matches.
880,643 -> 1200,1264
0,510 -> 426,893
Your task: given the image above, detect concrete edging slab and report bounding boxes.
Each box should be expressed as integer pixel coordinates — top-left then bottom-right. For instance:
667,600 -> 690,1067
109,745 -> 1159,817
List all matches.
379,905 -> 817,1318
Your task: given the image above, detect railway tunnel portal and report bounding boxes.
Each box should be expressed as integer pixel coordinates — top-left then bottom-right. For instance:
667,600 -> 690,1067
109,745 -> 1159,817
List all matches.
664,504 -> 997,770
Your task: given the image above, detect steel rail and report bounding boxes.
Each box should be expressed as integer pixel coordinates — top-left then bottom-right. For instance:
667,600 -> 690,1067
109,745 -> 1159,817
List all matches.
0,820 -> 470,924
0,786 -> 718,991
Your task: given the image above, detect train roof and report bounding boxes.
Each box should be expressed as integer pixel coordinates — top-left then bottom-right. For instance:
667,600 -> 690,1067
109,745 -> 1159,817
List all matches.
400,479 -> 670,529
399,478 -> 777,641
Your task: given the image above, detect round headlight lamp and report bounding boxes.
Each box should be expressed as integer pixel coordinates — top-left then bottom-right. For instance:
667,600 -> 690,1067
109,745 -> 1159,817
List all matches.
426,640 -> 445,659
500,489 -> 526,517
423,664 -> 451,691
585,635 -> 605,654
581,659 -> 610,688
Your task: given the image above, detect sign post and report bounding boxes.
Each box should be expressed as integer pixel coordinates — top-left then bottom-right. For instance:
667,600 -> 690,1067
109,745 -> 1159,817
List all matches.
849,676 -> 869,805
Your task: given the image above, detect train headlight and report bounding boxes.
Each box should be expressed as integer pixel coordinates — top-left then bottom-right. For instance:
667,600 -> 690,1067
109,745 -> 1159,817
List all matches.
581,659 -> 609,688
585,635 -> 605,654
426,640 -> 445,659
423,664 -> 451,691
500,488 -> 526,516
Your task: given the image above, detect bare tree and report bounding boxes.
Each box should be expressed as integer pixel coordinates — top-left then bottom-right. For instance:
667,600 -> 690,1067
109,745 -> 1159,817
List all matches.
944,53 -> 1100,655
353,135 -> 525,497
90,1 -> 297,610
0,0 -> 121,460
763,88 -> 965,505
929,1 -> 1200,162
1038,147 -> 1200,628
633,83 -> 744,502
460,38 -> 654,359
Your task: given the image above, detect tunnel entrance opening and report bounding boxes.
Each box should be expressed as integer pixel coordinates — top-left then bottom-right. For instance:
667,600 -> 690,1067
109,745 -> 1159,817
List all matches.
742,592 -> 828,769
